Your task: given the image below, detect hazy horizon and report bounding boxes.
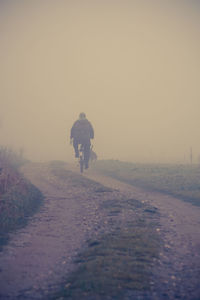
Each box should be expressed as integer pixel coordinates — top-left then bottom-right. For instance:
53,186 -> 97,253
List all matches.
1,0 -> 200,164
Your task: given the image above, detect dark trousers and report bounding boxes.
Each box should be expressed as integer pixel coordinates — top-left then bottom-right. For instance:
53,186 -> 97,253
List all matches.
73,138 -> 91,165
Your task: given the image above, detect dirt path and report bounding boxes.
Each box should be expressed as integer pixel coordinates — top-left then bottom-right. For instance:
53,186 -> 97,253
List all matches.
0,162 -> 200,299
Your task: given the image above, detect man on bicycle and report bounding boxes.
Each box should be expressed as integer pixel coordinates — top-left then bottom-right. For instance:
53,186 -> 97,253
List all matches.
70,113 -> 94,169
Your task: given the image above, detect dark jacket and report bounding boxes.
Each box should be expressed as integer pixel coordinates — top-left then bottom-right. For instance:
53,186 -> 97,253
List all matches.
70,119 -> 94,141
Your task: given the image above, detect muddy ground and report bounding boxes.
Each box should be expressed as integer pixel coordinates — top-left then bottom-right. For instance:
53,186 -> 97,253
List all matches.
0,162 -> 200,299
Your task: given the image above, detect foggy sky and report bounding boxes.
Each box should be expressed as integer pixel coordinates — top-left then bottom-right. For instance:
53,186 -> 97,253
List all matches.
1,0 -> 200,163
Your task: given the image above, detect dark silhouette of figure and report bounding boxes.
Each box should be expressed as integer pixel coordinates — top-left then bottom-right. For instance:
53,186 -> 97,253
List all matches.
70,113 -> 94,168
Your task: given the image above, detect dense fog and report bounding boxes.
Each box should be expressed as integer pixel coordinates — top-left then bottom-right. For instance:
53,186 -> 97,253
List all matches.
1,0 -> 200,163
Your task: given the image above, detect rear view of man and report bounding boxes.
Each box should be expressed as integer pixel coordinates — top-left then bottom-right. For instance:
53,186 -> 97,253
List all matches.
70,113 -> 94,169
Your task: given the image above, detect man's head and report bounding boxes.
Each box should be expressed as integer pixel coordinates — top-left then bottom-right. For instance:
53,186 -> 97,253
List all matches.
79,112 -> 86,120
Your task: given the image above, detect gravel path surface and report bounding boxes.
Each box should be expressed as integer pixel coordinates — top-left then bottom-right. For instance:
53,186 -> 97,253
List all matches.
0,162 -> 199,299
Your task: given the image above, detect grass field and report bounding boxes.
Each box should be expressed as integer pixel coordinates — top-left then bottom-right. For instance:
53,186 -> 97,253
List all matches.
92,160 -> 200,206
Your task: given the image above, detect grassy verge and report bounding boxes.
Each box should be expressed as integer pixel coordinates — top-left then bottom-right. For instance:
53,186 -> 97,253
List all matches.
92,160 -> 200,206
50,183 -> 160,299
0,179 -> 43,247
0,147 -> 43,250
